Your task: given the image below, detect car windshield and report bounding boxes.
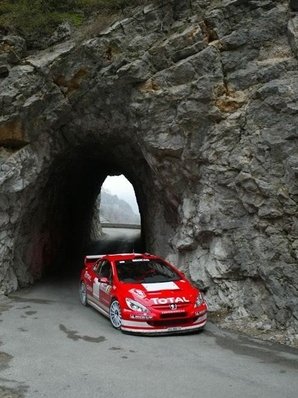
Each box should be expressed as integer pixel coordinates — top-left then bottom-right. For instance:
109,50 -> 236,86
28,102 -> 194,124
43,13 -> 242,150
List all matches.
116,259 -> 181,284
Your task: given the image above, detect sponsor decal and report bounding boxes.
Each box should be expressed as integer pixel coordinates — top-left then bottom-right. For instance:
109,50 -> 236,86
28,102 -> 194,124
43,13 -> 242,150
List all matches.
167,327 -> 182,332
99,283 -> 112,294
93,277 -> 100,298
142,282 -> 179,292
151,297 -> 189,305
105,285 -> 112,294
130,314 -> 152,320
132,258 -> 150,262
93,279 -> 112,297
84,271 -> 92,282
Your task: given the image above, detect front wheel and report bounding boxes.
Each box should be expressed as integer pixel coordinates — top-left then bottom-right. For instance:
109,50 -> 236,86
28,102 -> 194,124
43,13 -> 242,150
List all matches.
79,282 -> 88,306
109,299 -> 122,329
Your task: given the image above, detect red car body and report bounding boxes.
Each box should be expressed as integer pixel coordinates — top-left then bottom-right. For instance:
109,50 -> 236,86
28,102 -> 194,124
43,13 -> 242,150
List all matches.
79,253 -> 207,335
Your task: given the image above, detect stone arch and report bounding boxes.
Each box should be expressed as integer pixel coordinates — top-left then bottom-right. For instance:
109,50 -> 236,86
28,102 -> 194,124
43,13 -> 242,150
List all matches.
11,134 -> 177,285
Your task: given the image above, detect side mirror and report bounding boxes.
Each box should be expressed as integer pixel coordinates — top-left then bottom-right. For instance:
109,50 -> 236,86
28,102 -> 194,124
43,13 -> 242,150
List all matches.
100,277 -> 109,284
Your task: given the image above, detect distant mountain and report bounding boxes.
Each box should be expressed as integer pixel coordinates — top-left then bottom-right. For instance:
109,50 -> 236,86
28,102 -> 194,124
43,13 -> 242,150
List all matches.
99,189 -> 140,225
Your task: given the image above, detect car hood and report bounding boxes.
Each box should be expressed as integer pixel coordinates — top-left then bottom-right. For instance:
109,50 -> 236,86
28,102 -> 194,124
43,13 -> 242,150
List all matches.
119,279 -> 198,305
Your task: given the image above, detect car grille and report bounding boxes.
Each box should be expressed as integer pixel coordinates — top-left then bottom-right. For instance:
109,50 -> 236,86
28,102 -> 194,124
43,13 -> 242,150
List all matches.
153,303 -> 188,311
147,317 -> 198,327
160,311 -> 186,319
152,302 -> 189,319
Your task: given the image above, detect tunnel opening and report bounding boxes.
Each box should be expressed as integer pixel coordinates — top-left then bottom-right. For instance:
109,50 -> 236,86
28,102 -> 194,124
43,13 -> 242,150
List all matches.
87,174 -> 142,258
38,147 -> 145,279
100,175 -> 140,225
15,140 -> 177,286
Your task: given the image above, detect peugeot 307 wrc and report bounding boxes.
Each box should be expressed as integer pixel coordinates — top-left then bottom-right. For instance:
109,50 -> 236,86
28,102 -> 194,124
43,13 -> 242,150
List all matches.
79,253 -> 207,335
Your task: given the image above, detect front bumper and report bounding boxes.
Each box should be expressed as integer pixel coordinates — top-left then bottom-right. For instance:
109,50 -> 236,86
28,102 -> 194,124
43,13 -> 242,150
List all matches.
120,312 -> 207,335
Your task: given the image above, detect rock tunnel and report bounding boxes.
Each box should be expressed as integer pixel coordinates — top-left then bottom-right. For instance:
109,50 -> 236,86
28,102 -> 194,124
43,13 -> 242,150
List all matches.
1,0 -> 298,339
13,138 -> 177,282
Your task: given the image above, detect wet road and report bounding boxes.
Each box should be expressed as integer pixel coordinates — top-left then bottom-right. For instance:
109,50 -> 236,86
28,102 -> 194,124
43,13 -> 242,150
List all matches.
0,277 -> 298,398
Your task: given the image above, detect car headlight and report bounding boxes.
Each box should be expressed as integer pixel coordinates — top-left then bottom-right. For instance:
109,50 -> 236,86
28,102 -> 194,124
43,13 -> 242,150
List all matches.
126,298 -> 148,313
195,292 -> 205,307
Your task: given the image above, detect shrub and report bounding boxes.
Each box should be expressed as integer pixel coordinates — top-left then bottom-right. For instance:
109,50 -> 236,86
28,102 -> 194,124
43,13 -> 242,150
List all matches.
0,1 -> 83,37
0,0 -> 151,47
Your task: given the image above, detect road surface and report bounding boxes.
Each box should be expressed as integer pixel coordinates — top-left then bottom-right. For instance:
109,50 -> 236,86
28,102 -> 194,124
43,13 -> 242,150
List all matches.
87,226 -> 142,255
0,277 -> 297,398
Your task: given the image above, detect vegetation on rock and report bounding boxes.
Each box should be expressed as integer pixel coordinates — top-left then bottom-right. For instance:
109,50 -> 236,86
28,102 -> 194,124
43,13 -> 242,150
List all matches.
0,0 -> 150,47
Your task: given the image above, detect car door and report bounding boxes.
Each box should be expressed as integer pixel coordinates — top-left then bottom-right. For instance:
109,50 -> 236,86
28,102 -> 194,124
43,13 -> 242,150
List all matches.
82,258 -> 99,299
93,260 -> 113,311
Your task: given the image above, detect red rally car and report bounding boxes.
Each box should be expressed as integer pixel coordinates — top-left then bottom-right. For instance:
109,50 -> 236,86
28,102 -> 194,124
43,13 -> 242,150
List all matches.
79,253 -> 207,335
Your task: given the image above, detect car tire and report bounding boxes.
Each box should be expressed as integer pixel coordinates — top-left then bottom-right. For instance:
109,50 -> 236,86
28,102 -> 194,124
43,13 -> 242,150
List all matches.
109,299 -> 122,329
79,282 -> 88,306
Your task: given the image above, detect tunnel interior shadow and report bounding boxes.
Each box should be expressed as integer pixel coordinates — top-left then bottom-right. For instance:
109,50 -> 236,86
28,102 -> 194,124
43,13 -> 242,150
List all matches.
36,144 -> 147,281
15,139 -> 177,288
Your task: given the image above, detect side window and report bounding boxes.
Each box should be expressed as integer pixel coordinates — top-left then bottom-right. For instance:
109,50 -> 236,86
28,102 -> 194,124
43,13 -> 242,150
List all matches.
93,260 -> 102,273
99,261 -> 112,283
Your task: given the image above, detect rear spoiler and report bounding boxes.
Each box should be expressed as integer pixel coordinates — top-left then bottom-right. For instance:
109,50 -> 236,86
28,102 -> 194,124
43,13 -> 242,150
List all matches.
84,255 -> 104,265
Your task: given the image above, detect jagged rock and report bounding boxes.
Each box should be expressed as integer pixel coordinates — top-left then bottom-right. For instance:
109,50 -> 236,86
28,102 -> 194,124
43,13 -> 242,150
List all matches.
0,65 -> 9,78
0,35 -> 26,65
288,15 -> 298,57
48,22 -> 72,46
289,0 -> 298,12
0,0 -> 297,344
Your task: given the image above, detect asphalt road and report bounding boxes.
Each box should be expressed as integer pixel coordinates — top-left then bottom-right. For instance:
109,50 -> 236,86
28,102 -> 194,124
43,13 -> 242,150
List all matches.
87,227 -> 142,255
0,276 -> 298,398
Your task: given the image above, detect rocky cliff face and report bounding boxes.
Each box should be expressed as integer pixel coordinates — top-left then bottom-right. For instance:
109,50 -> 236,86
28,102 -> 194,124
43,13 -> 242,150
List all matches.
0,0 -> 297,344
